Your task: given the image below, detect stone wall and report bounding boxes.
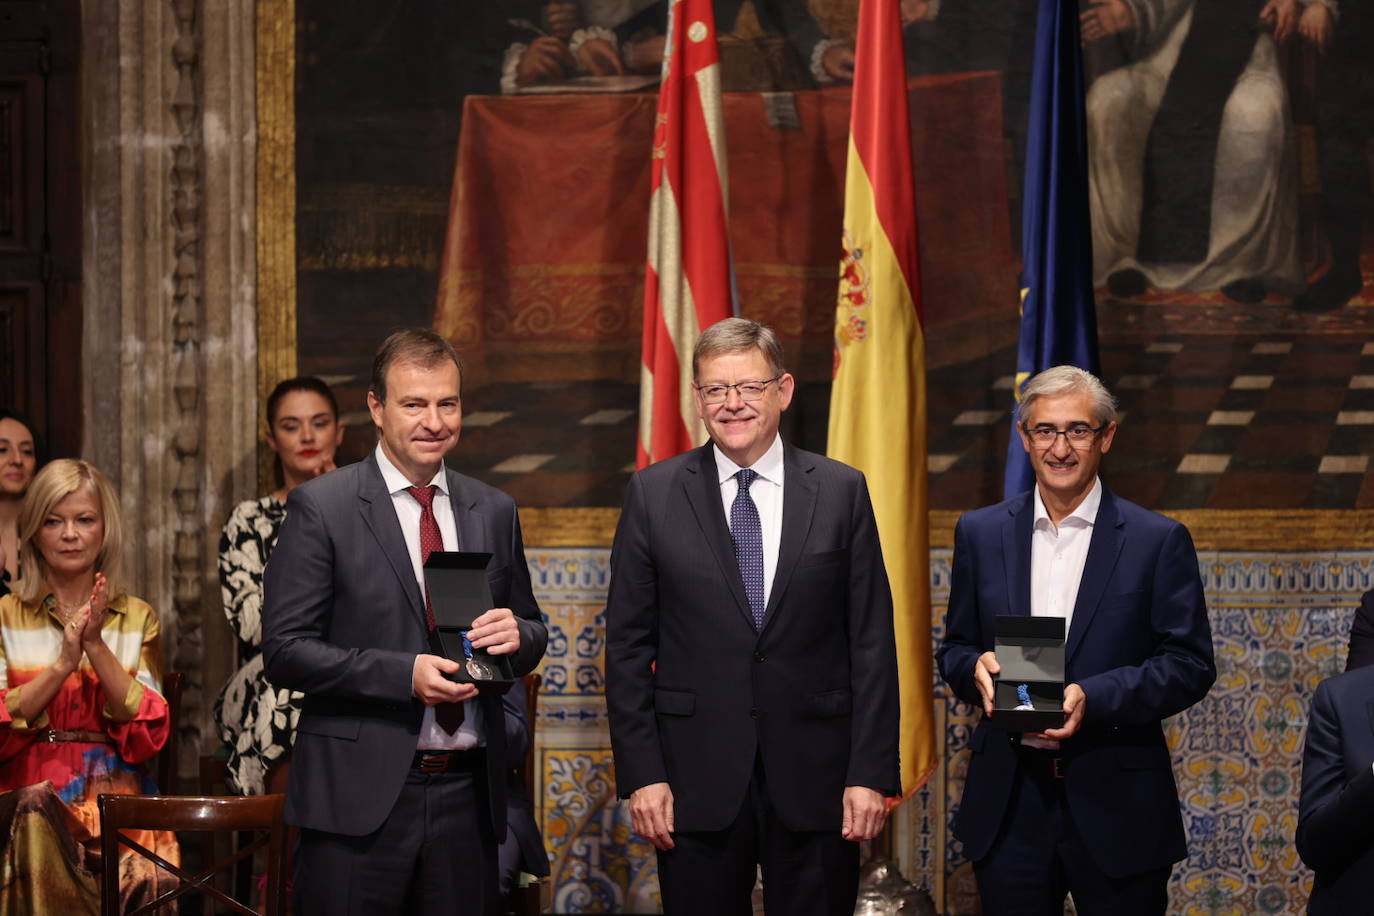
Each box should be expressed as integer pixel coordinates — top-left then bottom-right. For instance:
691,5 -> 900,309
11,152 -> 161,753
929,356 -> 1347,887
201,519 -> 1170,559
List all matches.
80,0 -> 259,781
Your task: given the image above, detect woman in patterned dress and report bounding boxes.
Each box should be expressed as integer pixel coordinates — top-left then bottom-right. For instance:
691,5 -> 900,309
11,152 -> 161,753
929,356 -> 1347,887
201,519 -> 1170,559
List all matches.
0,459 -> 177,912
214,377 -> 343,796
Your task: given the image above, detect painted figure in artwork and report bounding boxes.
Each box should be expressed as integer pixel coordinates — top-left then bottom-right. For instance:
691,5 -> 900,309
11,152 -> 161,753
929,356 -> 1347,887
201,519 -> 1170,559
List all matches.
1294,0 -> 1372,311
501,1 -> 629,91
1083,0 -> 1315,303
503,0 -> 860,92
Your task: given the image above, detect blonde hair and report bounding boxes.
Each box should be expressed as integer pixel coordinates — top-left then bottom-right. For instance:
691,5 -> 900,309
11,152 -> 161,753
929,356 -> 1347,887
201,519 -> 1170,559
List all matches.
16,459 -> 124,603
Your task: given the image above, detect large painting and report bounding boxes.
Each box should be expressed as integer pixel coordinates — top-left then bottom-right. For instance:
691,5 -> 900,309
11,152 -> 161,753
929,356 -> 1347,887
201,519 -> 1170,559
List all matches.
256,4 -> 1374,913
266,0 -> 1374,517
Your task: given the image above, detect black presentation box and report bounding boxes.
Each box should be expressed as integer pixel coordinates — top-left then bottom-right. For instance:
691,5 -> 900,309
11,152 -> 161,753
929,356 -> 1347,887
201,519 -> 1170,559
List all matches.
989,614 -> 1065,732
423,550 -> 515,688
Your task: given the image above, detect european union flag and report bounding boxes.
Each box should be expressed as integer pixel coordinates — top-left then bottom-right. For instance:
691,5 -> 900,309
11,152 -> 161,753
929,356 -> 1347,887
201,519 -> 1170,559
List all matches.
1003,0 -> 1102,499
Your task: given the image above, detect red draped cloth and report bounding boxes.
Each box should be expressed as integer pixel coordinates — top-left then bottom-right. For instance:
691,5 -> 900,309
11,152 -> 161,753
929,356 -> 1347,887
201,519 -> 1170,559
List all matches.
436,76 -> 1015,385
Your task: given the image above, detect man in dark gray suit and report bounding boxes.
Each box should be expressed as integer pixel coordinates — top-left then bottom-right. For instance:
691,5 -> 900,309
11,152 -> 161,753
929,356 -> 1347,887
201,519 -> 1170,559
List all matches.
263,328 -> 547,915
606,317 -> 900,915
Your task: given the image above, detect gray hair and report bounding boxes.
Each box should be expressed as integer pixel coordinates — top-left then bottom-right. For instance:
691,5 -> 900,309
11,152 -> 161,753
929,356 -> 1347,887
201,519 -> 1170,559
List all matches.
692,317 -> 785,379
1015,365 -> 1119,426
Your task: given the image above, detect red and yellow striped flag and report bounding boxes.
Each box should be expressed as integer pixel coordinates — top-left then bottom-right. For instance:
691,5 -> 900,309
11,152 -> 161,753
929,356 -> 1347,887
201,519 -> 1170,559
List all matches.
636,0 -> 735,468
827,0 -> 935,799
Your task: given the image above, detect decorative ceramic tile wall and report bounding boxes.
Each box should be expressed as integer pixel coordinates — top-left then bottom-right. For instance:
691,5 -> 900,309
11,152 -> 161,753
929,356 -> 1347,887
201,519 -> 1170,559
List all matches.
527,546 -> 1373,915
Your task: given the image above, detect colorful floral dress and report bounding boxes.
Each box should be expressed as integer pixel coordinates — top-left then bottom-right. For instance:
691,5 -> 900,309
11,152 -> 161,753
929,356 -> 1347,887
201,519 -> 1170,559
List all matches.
0,591 -> 178,913
214,495 -> 303,796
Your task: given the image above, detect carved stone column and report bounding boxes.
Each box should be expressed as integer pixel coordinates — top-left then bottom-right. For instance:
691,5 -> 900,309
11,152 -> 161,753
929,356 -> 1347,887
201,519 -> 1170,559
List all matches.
81,0 -> 259,782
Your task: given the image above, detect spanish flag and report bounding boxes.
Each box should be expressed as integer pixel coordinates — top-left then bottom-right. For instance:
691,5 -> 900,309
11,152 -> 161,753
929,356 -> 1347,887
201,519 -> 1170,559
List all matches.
827,0 -> 934,798
637,0 -> 735,468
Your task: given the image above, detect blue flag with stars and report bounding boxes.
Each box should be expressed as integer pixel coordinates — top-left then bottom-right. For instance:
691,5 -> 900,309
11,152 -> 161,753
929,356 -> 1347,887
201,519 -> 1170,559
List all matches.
1003,0 -> 1102,499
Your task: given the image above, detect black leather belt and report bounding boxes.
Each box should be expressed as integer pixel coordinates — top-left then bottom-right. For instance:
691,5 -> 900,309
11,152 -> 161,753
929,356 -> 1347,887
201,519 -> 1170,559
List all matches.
1017,745 -> 1066,779
411,748 -> 483,773
38,729 -> 114,745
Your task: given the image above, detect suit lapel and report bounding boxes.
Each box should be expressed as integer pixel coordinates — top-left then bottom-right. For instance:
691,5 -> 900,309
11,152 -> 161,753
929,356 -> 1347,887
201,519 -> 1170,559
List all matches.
1002,493 -> 1033,619
356,455 -> 427,629
1065,487 -> 1125,663
682,444 -> 755,629
447,469 -> 488,556
762,445 -> 818,629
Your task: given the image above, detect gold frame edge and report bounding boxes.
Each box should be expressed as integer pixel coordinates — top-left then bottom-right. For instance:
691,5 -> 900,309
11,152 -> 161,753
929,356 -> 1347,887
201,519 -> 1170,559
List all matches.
519,507 -> 1374,552
255,0 -> 298,491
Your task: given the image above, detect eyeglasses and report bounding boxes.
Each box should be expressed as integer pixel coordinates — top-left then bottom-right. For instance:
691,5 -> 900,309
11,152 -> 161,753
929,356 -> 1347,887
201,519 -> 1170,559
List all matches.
694,377 -> 780,404
1022,423 -> 1108,448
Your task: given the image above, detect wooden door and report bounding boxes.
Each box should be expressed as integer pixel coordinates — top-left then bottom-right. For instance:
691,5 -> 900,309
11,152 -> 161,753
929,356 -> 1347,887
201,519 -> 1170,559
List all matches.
0,0 -> 81,459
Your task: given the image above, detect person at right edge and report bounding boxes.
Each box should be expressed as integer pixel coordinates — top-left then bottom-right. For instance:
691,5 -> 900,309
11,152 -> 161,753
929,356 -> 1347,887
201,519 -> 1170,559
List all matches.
1343,587 -> 1374,671
938,365 -> 1216,916
1294,589 -> 1374,913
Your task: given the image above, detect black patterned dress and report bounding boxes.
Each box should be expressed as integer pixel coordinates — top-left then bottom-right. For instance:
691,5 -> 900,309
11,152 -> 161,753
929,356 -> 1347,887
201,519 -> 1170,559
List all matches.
213,496 -> 302,795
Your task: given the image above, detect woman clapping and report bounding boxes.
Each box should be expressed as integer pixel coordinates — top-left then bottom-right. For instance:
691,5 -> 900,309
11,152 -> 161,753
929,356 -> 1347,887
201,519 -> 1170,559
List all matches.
0,459 -> 176,911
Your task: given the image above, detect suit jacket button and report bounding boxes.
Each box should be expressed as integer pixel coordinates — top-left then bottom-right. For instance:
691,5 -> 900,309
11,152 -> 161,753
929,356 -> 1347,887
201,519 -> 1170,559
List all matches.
753,652 -> 765,663
750,707 -> 759,718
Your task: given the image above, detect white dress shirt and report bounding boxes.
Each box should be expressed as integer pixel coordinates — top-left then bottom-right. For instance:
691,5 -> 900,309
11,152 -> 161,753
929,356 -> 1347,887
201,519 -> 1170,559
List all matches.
374,444 -> 480,750
1030,476 -> 1102,629
1023,477 -> 1101,748
713,435 -> 785,609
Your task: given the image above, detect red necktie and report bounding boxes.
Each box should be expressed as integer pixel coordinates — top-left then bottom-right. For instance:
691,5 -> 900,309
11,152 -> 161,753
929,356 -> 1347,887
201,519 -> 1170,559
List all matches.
408,485 -> 464,733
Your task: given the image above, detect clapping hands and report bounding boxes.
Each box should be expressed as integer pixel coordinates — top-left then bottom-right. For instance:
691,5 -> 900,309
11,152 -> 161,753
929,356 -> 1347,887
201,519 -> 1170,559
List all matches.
79,573 -> 110,648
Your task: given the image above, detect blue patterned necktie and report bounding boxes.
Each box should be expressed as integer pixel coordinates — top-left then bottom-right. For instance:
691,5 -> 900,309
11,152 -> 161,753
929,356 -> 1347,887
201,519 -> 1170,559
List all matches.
731,468 -> 766,629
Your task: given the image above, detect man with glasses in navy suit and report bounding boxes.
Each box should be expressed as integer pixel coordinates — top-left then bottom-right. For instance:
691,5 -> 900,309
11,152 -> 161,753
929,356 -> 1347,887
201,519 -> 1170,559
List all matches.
938,365 -> 1216,916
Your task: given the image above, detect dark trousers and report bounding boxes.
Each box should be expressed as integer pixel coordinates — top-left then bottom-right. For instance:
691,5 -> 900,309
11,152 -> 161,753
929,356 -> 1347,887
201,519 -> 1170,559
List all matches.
294,768 -> 497,916
973,750 -> 1170,916
655,757 -> 859,916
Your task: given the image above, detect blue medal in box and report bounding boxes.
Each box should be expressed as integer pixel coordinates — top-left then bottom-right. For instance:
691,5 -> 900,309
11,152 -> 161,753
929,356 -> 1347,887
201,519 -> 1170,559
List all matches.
991,615 -> 1065,731
422,551 -> 515,691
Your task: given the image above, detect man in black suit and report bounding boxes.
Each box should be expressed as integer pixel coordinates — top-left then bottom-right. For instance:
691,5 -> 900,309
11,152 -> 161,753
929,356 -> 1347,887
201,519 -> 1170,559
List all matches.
263,328 -> 547,915
605,317 -> 900,915
1297,663 -> 1374,914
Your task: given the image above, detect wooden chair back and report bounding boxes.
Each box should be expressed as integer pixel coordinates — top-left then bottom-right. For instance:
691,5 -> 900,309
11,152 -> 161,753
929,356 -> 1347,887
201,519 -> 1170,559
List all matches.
98,792 -> 288,916
195,753 -> 257,905
156,671 -> 183,793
